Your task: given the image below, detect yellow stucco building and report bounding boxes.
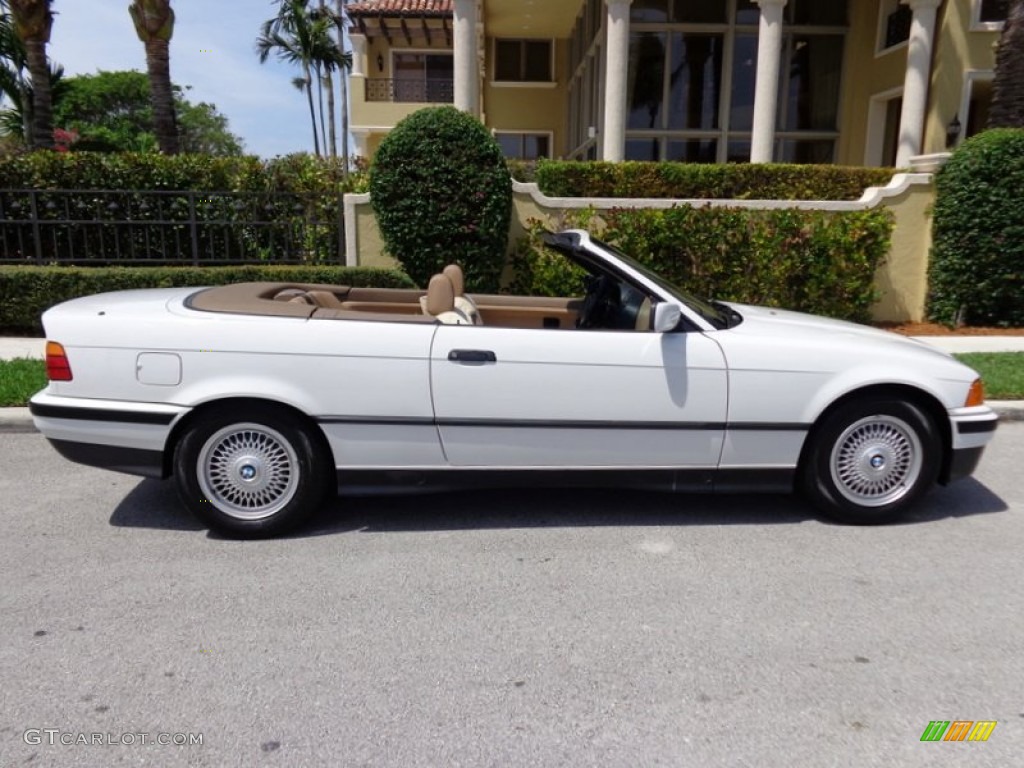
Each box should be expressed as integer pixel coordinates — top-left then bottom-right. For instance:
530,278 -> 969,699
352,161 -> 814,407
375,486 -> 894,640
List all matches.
345,0 -> 1008,167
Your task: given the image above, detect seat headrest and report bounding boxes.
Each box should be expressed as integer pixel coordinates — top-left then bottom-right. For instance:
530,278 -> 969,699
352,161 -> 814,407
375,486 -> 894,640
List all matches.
442,264 -> 465,296
273,288 -> 307,302
426,274 -> 455,316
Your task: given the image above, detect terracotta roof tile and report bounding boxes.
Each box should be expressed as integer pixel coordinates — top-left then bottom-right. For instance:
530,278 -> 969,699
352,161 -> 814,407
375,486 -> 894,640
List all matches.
346,0 -> 453,17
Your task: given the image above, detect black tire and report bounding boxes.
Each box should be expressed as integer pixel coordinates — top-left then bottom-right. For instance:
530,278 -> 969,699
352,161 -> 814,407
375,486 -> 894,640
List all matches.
173,406 -> 330,538
801,398 -> 941,525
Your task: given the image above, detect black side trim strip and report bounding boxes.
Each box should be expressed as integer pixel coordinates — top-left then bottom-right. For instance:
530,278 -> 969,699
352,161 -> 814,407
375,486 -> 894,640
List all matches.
48,439 -> 165,478
337,468 -> 691,492
437,418 -> 726,430
317,415 -> 810,432
334,467 -> 796,494
726,423 -> 811,432
30,402 -> 175,426
317,415 -> 436,426
957,420 -> 999,435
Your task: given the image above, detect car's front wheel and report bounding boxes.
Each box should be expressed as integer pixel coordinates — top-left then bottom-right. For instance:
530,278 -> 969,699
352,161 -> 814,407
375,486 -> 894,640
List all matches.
173,407 -> 330,538
801,397 -> 941,524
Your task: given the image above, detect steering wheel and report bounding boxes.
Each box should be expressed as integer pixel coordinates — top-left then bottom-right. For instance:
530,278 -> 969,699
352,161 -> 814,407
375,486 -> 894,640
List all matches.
577,274 -> 620,329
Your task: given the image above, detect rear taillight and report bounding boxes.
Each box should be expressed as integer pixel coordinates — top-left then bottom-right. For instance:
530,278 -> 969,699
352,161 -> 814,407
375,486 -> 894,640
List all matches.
45,341 -> 73,381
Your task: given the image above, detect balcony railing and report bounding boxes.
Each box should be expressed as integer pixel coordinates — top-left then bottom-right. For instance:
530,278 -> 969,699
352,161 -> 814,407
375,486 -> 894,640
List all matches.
364,77 -> 454,104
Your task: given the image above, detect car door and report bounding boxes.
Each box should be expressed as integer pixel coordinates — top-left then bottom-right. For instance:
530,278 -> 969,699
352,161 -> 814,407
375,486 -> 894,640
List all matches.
429,323 -> 728,472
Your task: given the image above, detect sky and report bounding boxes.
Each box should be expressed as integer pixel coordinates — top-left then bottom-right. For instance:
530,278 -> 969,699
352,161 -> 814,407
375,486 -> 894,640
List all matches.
50,0 -> 334,158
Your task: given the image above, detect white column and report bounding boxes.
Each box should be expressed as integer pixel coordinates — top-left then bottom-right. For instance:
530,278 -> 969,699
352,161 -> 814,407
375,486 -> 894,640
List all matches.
453,0 -> 479,115
353,133 -> 369,159
750,0 -> 786,164
350,33 -> 366,78
895,0 -> 942,167
602,0 -> 632,162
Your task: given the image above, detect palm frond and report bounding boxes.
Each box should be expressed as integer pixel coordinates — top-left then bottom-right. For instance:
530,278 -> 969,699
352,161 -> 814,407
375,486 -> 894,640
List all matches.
0,105 -> 24,138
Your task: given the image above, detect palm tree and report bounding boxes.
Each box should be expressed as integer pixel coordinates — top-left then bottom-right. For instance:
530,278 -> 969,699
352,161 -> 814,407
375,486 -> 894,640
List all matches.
989,0 -> 1024,128
317,0 -> 335,157
312,1 -> 352,166
256,1 -> 319,156
313,7 -> 350,162
257,0 -> 343,157
0,11 -> 32,140
335,0 -> 351,176
129,0 -> 179,154
3,0 -> 53,149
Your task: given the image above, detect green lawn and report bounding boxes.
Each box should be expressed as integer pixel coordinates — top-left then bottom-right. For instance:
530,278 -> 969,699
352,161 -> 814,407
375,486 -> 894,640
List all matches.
954,352 -> 1024,400
0,358 -> 47,407
1,354 -> 1022,408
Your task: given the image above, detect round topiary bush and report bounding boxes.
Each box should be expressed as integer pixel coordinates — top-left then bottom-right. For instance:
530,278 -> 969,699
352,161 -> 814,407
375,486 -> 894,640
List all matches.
369,106 -> 512,291
929,128 -> 1024,326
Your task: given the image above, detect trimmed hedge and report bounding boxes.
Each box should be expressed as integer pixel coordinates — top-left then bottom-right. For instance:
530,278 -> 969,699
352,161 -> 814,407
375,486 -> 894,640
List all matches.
512,206 -> 893,323
533,161 -> 895,201
0,265 -> 414,334
370,107 -> 512,292
506,159 -> 537,184
0,151 -> 368,194
929,129 -> 1024,327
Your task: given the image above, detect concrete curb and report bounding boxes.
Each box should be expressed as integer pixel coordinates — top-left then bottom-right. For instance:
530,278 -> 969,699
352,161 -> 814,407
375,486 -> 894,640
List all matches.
0,408 -> 35,433
989,402 -> 1024,422
3,404 -> 1023,433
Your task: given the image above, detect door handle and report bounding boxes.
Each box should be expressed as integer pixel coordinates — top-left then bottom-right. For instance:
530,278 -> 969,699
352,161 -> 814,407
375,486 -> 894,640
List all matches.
448,349 -> 497,363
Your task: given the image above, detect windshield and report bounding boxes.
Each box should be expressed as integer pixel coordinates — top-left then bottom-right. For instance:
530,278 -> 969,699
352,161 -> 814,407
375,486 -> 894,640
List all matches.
589,237 -> 732,329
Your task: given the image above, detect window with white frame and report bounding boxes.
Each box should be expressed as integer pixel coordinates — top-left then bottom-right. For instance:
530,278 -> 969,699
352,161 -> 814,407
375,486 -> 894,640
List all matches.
392,52 -> 453,103
980,0 -> 1009,22
495,132 -> 551,160
617,0 -> 846,164
972,0 -> 1009,29
962,73 -> 994,142
494,39 -> 553,83
877,0 -> 911,52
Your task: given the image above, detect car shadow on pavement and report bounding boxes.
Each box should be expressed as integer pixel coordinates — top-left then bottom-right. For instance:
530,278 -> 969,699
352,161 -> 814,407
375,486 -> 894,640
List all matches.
300,478 -> 1007,537
108,477 -> 1008,538
109,477 -> 205,532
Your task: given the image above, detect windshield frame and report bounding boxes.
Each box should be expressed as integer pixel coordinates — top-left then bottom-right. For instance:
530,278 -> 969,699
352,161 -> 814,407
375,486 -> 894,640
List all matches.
587,237 -> 731,330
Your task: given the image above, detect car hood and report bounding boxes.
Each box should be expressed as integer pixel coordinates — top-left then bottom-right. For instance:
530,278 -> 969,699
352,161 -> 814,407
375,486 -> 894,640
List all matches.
716,302 -> 953,360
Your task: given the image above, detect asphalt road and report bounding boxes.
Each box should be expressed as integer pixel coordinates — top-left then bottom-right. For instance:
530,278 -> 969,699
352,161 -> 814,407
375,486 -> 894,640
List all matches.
1,428 -> 1022,768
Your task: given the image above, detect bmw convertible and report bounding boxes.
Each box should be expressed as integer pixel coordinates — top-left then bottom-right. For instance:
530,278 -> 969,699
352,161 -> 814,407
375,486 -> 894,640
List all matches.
30,230 -> 998,537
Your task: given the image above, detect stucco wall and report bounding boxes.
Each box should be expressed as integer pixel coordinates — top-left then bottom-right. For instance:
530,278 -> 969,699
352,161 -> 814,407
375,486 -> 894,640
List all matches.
838,0 -> 1000,166
870,176 -> 934,322
482,39 -> 568,158
837,0 -> 910,166
344,175 -> 936,323
923,0 -> 999,156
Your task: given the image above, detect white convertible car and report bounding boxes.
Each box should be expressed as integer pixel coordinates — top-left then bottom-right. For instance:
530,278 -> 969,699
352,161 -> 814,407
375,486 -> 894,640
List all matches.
30,230 -> 997,537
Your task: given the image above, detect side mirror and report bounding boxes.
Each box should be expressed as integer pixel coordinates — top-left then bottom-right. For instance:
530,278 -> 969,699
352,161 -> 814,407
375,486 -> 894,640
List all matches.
652,302 -> 682,333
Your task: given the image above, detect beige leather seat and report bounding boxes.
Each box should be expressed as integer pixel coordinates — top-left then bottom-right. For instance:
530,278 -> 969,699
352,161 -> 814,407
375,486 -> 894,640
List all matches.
425,274 -> 473,325
273,288 -> 309,302
303,290 -> 345,309
635,297 -> 652,330
441,264 -> 482,325
272,288 -> 316,305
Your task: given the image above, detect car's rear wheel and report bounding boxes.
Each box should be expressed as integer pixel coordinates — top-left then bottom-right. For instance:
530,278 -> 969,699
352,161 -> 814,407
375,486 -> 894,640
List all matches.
801,397 -> 941,524
174,407 -> 330,538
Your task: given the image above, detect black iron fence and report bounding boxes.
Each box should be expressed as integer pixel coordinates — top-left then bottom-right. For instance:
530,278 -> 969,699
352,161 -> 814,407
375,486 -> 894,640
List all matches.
364,77 -> 454,104
0,189 -> 346,266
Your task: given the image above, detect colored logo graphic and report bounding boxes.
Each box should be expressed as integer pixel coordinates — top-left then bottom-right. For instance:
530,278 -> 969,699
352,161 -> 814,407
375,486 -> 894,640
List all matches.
920,721 -> 997,742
